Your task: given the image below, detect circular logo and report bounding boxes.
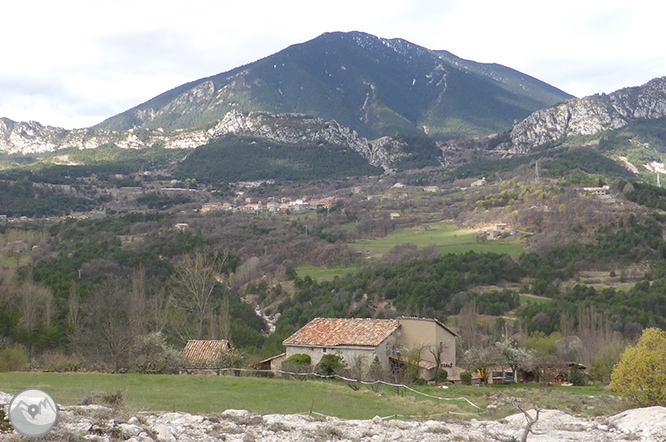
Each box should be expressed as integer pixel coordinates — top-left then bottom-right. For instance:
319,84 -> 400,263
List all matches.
7,388 -> 59,437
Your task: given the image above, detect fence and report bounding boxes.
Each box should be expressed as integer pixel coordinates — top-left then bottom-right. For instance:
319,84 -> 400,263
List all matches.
211,367 -> 482,414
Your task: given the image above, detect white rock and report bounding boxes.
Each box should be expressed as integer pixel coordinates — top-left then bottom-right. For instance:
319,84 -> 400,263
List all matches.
221,409 -> 250,419
120,423 -> 143,438
153,423 -> 177,442
611,406 -> 666,439
0,392 -> 12,405
127,432 -> 156,442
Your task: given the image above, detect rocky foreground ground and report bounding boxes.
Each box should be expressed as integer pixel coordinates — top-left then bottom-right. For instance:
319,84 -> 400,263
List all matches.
2,391 -> 666,441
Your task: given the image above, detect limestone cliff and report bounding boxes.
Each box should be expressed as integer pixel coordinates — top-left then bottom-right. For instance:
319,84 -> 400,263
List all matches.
509,76 -> 666,153
0,111 -> 397,170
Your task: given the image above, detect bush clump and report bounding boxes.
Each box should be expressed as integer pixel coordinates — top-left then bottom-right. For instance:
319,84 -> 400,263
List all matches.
0,344 -> 29,372
131,332 -> 181,374
217,349 -> 248,369
284,354 -> 311,365
34,351 -> 84,373
282,353 -> 312,374
316,354 -> 344,376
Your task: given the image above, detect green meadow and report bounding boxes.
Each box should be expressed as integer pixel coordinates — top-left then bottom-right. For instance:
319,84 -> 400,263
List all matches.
0,372 -> 467,418
353,221 -> 524,258
299,221 -> 525,282
0,372 -> 626,419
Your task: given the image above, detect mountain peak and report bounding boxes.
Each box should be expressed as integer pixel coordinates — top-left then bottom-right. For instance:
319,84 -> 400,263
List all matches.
94,32 -> 573,140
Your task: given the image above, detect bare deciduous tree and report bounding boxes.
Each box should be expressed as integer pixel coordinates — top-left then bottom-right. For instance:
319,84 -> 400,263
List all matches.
17,282 -> 52,332
76,279 -> 134,373
129,265 -> 147,335
427,341 -> 448,381
218,293 -> 230,342
171,251 -> 226,339
459,300 -> 480,350
147,289 -> 169,333
67,281 -> 80,329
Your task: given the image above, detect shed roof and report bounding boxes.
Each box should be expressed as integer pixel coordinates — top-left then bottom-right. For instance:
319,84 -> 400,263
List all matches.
182,340 -> 231,368
283,318 -> 400,348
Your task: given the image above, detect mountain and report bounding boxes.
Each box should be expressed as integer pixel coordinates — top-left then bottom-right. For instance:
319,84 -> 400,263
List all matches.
509,76 -> 666,153
95,31 -> 573,140
0,111 -> 427,172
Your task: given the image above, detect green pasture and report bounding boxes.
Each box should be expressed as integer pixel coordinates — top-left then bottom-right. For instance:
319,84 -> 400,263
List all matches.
353,221 -> 524,259
298,221 -> 525,282
0,372 -> 464,418
519,294 -> 552,305
0,372 -> 627,419
297,264 -> 357,282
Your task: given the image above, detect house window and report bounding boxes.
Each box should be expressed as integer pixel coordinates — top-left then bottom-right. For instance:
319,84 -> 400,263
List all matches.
323,348 -> 327,353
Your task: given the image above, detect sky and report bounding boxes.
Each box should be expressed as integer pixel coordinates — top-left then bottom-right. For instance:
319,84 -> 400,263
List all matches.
2,0 -> 665,130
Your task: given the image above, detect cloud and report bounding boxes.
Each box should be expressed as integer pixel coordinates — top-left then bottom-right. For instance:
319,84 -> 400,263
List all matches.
2,0 -> 666,128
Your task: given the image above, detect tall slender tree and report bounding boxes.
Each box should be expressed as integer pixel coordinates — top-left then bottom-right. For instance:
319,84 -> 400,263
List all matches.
170,251 -> 226,339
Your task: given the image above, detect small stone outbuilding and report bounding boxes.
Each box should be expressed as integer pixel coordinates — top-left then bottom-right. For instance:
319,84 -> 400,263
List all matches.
181,339 -> 231,375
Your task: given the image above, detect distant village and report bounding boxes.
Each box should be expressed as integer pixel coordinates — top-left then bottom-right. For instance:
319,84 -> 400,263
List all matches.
201,194 -> 346,215
0,176 -> 615,228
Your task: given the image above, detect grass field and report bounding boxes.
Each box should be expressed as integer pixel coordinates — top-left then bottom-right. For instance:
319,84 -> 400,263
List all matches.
0,372 -> 628,419
0,372 -> 457,419
519,294 -> 552,305
353,221 -> 525,259
297,264 -> 356,282
299,221 -> 525,282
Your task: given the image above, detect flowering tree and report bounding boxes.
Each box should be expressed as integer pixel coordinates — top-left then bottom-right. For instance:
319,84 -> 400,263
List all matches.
610,328 -> 666,406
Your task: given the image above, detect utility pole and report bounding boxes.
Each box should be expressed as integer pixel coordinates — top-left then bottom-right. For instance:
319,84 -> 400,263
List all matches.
535,160 -> 540,182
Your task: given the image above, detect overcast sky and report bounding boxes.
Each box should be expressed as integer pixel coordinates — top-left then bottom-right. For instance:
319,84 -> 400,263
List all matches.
2,0 -> 665,129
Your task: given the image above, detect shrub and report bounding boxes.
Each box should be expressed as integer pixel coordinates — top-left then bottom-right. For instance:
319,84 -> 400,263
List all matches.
569,367 -> 587,386
284,354 -> 311,365
316,354 -> 344,376
460,371 -> 473,385
217,349 -> 248,369
589,343 -> 625,384
282,353 -> 312,374
0,345 -> 29,372
437,369 -> 449,383
611,328 -> 666,406
100,390 -> 123,407
131,332 -> 181,374
34,351 -> 84,373
368,356 -> 385,381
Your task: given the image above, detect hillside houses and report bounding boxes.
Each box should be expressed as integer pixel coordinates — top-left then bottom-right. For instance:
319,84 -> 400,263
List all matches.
200,196 -> 347,215
478,224 -> 517,240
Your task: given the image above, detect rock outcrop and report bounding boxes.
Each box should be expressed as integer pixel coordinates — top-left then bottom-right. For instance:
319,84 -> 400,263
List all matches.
510,76 -> 666,153
2,391 -> 666,442
0,111 -> 397,170
208,111 -> 375,163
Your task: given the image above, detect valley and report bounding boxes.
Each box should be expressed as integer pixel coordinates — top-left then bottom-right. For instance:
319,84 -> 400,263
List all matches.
3,31 -> 666,437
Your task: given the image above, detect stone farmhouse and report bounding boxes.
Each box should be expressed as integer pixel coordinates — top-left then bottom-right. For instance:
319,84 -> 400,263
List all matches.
282,317 -> 456,380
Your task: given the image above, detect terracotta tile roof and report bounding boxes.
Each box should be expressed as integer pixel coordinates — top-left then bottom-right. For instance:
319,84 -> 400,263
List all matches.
283,318 -> 400,348
182,340 -> 231,368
